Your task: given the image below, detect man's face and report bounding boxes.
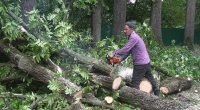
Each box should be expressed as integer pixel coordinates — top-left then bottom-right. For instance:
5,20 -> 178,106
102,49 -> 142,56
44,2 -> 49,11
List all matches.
123,25 -> 133,36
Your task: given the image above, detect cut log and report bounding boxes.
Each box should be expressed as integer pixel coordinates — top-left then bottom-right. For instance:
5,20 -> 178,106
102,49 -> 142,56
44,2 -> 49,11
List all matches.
104,96 -> 113,104
81,93 -> 115,110
91,74 -> 114,89
160,76 -> 193,95
112,76 -> 122,90
119,86 -> 188,110
92,74 -> 152,94
139,78 -> 152,93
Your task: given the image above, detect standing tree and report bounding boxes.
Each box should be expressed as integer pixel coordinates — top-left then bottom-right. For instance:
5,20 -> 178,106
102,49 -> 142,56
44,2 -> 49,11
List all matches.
92,0 -> 102,43
20,0 -> 37,24
184,0 -> 196,49
112,0 -> 126,40
150,0 -> 163,45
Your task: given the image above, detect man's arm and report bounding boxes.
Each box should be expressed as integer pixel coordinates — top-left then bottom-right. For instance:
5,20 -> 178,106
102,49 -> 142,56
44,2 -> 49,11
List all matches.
114,36 -> 138,59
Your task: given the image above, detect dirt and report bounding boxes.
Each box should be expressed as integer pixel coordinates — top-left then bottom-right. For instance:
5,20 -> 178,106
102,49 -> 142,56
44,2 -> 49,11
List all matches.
164,45 -> 200,110
165,82 -> 200,110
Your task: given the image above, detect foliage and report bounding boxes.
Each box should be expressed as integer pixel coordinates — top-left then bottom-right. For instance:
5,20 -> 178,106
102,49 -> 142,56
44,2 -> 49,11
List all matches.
151,44 -> 200,81
127,0 -> 152,23
162,0 -> 186,28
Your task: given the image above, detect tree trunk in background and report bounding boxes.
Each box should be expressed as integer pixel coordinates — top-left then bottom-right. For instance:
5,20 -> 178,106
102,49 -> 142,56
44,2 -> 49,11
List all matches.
150,0 -> 163,45
112,0 -> 126,41
184,0 -> 196,50
20,0 -> 37,24
92,0 -> 102,43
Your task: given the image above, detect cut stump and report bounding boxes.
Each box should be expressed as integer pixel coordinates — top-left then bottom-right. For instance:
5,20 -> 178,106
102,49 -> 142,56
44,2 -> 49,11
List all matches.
104,96 -> 113,104
112,77 -> 122,90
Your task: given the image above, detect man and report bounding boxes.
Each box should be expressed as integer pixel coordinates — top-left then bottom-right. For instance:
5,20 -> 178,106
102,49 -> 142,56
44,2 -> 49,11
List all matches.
111,21 -> 159,96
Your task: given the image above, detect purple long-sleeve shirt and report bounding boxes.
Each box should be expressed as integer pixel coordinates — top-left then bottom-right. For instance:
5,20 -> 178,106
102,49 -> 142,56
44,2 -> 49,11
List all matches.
114,31 -> 150,65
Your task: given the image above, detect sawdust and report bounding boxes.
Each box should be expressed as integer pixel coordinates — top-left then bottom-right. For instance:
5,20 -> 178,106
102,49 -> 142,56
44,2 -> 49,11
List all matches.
165,83 -> 200,110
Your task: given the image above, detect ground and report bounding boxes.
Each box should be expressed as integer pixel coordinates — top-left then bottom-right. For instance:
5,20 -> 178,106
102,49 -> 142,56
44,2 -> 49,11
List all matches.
167,83 -> 200,110
192,45 -> 200,56
166,45 -> 200,110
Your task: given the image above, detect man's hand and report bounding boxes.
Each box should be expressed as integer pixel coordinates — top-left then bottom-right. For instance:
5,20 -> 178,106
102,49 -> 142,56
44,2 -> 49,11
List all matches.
107,51 -> 114,58
112,56 -> 121,64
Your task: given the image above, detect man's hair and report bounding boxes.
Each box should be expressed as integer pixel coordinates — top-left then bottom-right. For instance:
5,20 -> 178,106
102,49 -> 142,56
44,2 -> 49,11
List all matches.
125,21 -> 135,30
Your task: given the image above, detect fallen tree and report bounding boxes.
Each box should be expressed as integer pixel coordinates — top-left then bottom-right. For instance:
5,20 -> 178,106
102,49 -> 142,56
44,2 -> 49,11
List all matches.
0,41 -> 80,94
0,40 -> 116,109
119,86 -> 188,110
0,41 -> 85,110
59,48 -> 118,77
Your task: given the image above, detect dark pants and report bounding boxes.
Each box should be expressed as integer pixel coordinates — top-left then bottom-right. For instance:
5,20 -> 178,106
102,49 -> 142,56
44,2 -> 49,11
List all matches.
131,63 -> 159,93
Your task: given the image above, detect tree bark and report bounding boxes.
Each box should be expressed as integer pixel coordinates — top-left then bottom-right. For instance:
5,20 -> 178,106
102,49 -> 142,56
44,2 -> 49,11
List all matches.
184,0 -> 196,49
20,0 -> 37,24
150,0 -> 163,45
112,0 -> 126,40
91,74 -> 114,89
119,86 -> 188,110
92,0 -> 102,43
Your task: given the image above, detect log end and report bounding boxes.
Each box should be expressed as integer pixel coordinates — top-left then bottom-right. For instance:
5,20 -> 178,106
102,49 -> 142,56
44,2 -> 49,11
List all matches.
73,90 -> 83,99
104,96 -> 113,104
139,78 -> 152,93
160,86 -> 169,95
112,77 -> 122,90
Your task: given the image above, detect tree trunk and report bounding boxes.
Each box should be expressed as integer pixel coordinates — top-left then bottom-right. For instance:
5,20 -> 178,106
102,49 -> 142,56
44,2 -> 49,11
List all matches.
20,0 -> 37,24
0,41 -> 81,98
184,0 -> 196,49
112,0 -> 126,40
81,93 -> 115,110
91,74 -> 152,93
119,86 -> 188,110
92,0 -> 102,43
150,0 -> 163,45
60,48 -> 119,77
91,74 -> 115,89
160,76 -> 193,95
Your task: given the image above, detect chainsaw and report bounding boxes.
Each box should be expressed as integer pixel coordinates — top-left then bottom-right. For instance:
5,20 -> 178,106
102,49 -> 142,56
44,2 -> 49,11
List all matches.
106,53 -> 122,66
